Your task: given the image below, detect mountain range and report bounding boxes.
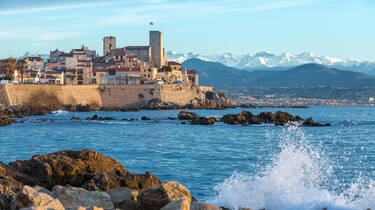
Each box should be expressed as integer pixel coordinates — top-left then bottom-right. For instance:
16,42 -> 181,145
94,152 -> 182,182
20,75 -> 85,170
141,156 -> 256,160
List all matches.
168,51 -> 375,76
182,58 -> 375,88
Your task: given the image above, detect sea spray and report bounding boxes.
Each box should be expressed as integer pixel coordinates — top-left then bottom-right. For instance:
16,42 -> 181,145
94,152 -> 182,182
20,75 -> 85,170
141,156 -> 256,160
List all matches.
211,125 -> 375,210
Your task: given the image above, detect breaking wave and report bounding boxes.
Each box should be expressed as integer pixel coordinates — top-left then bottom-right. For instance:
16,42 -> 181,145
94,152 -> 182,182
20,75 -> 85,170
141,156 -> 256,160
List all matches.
52,110 -> 70,115
211,126 -> 375,210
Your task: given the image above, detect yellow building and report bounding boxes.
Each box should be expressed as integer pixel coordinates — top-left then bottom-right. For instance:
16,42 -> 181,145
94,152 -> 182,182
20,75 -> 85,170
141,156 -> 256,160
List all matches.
167,61 -> 182,70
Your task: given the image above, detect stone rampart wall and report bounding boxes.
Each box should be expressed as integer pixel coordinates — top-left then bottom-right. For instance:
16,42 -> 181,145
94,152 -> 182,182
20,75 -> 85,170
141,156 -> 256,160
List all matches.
0,83 -> 207,108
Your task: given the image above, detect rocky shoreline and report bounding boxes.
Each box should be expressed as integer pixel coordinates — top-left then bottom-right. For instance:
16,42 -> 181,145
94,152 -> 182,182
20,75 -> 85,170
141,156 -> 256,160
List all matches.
0,149 -> 229,210
0,104 -> 328,128
0,150 -> 365,210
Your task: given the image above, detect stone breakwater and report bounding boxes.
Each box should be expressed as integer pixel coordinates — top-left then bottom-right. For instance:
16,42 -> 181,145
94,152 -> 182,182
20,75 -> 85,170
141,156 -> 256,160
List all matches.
0,149 -> 229,210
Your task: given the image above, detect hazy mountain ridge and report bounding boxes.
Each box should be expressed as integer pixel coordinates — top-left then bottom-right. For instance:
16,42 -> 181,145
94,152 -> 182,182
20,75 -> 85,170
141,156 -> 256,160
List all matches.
169,51 -> 375,75
182,58 -> 375,88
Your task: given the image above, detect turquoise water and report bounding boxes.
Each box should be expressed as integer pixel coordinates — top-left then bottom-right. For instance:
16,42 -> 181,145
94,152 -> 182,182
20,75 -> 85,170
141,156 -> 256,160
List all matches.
0,106 -> 375,209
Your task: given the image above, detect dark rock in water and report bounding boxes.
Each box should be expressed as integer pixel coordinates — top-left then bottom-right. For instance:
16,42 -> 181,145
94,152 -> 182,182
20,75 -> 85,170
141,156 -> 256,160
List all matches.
64,104 -> 91,112
302,118 -> 330,126
191,117 -> 216,125
168,117 -> 177,120
83,170 -> 162,191
87,115 -> 115,121
71,117 -> 80,120
141,116 -> 151,121
273,111 -> 302,126
178,111 -> 198,120
248,116 -> 263,124
9,149 -> 130,189
258,112 -> 276,124
220,114 -> 247,125
0,114 -> 15,127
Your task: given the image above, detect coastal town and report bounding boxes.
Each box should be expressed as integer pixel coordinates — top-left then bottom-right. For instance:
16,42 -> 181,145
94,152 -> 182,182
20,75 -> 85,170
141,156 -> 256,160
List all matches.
0,31 -> 199,87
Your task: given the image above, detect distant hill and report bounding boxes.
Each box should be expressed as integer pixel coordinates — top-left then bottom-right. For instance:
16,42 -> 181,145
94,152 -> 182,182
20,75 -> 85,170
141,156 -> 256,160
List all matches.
182,58 -> 375,88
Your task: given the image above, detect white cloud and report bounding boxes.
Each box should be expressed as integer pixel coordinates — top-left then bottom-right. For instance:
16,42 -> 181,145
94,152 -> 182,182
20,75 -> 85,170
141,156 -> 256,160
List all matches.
35,32 -> 83,41
0,1 -> 116,15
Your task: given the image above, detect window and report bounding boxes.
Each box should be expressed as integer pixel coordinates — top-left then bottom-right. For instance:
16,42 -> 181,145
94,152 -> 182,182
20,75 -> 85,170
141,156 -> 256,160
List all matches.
78,69 -> 83,74
92,78 -> 97,84
77,75 -> 83,80
109,69 -> 116,76
125,73 -> 129,78
78,81 -> 83,85
93,73 -> 96,76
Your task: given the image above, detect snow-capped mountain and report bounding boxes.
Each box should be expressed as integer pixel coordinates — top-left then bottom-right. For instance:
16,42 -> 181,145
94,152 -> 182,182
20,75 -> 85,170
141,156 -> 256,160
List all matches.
167,51 -> 375,75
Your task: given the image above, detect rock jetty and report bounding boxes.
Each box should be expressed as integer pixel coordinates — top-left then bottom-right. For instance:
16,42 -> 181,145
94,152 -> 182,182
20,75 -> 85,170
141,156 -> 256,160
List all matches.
178,110 -> 331,126
0,149 -> 229,210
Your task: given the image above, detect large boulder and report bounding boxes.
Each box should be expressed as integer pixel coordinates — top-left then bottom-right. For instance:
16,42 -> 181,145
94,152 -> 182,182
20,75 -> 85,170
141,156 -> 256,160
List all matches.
50,185 -> 114,210
0,162 -> 39,196
10,185 -> 64,210
161,198 -> 190,210
178,111 -> 198,120
0,175 -> 23,196
82,171 -> 162,191
9,149 -> 130,189
106,187 -> 138,210
190,201 -> 223,210
138,181 -> 192,210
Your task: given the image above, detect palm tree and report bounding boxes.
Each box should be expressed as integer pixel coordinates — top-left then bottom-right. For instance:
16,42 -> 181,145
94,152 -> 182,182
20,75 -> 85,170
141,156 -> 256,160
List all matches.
16,59 -> 27,83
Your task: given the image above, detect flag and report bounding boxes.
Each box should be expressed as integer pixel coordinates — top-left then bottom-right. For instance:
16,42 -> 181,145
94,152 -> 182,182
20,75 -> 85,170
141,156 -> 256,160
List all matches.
150,22 -> 154,25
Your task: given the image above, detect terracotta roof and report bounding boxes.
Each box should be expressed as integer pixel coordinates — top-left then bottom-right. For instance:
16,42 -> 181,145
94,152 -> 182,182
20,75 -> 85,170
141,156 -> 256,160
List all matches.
92,67 -> 140,73
168,61 -> 181,66
187,70 -> 197,74
92,69 -> 108,73
26,57 -> 44,62
115,67 -> 140,72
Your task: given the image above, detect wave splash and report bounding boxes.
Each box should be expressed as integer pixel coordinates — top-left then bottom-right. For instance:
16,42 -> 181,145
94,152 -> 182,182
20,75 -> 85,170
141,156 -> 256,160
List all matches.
211,126 -> 375,210
52,110 -> 70,115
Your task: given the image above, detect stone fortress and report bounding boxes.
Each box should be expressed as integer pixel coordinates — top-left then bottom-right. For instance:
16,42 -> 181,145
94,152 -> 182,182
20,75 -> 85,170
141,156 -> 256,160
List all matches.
0,31 -> 235,109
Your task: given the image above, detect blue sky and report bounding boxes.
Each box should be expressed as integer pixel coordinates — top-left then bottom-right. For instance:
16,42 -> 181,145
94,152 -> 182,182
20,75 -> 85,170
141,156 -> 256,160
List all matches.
0,0 -> 374,61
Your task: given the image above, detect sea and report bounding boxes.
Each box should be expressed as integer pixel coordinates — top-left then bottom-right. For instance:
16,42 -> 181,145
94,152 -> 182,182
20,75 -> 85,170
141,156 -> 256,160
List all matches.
0,106 -> 374,210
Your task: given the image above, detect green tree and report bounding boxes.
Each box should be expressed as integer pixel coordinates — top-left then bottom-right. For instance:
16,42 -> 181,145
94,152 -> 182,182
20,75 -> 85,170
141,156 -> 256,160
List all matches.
160,65 -> 172,72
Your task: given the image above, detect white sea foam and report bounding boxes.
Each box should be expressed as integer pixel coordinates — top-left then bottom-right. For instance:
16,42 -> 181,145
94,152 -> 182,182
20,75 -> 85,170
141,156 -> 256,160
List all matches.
211,126 -> 375,210
52,110 -> 69,115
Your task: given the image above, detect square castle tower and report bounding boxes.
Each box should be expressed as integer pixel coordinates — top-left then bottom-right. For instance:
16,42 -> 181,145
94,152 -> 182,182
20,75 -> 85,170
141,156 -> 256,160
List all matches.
103,31 -> 166,68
